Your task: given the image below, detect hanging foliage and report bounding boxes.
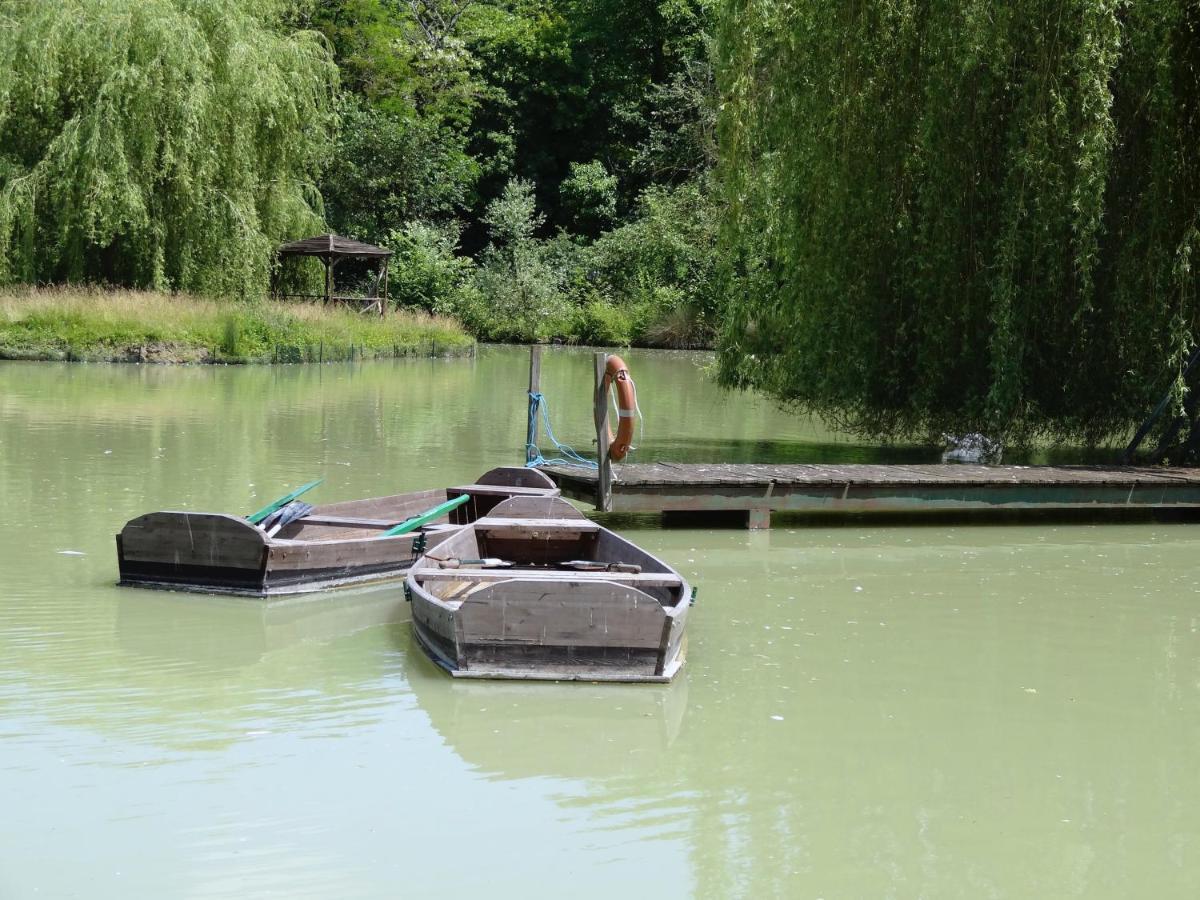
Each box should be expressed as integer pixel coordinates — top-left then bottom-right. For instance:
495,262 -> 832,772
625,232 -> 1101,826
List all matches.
0,0 -> 337,296
716,0 -> 1200,443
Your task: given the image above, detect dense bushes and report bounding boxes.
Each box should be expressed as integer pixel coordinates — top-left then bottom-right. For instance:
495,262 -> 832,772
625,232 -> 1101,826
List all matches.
398,176 -> 721,345
309,0 -> 720,347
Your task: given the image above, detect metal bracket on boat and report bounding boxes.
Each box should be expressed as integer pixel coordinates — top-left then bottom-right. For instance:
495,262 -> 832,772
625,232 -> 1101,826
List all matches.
436,557 -> 512,569
690,587 -> 697,606
403,581 -> 413,603
561,560 -> 642,574
411,533 -> 427,558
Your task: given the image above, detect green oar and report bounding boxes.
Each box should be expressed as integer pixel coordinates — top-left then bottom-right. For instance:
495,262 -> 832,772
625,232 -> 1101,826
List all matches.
247,479 -> 323,525
378,494 -> 471,538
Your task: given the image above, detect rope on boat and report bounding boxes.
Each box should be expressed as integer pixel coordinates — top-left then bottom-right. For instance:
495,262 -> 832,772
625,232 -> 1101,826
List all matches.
525,391 -> 598,469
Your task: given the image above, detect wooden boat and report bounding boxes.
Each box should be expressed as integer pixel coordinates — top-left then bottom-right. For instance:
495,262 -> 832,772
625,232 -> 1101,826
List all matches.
406,495 -> 691,683
117,467 -> 559,597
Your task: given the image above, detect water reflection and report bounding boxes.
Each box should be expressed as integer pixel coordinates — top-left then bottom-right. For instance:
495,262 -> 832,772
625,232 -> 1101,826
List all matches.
115,586 -> 409,672
401,636 -> 689,781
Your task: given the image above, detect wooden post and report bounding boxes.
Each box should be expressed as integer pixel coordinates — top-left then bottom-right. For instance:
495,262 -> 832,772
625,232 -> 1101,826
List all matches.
746,508 -> 771,529
526,345 -> 542,465
381,259 -> 389,317
593,352 -> 612,512
322,256 -> 331,305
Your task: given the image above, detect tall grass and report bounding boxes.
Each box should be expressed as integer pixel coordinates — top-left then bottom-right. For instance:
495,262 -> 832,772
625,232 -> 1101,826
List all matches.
0,287 -> 472,363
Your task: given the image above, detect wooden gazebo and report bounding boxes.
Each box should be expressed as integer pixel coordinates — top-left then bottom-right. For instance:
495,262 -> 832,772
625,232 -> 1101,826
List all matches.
275,234 -> 392,316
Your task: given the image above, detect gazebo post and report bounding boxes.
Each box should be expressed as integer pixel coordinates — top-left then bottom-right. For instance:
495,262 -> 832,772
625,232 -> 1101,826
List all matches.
380,259 -> 389,318
322,255 -> 331,305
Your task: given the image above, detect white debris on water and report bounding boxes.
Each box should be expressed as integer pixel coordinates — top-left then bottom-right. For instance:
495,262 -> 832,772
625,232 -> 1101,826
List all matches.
57,550 -> 85,556
770,715 -> 784,721
1024,687 -> 1038,694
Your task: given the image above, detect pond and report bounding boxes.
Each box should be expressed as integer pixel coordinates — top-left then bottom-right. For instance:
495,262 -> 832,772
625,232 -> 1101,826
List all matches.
1,347 -> 1197,898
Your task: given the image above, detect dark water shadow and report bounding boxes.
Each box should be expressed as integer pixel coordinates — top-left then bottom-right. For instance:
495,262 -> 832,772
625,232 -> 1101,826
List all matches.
630,437 -> 1124,467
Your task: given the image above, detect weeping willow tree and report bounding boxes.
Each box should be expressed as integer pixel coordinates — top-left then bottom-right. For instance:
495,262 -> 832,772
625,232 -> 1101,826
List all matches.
0,0 -> 337,296
717,0 -> 1200,444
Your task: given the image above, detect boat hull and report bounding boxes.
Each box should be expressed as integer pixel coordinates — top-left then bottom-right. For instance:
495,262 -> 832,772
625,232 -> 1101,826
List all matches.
116,468 -> 559,597
412,616 -> 686,682
407,496 -> 691,682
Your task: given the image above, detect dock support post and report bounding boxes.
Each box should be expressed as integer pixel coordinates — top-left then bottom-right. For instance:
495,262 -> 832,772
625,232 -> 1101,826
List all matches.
526,345 -> 542,465
746,508 -> 771,529
594,352 -> 613,512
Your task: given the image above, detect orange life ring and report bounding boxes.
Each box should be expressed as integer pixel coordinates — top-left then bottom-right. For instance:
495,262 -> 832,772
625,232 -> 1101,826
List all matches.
601,354 -> 637,462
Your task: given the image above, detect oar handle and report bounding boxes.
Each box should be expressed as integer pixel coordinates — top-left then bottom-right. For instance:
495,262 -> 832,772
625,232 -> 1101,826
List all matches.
378,493 -> 471,538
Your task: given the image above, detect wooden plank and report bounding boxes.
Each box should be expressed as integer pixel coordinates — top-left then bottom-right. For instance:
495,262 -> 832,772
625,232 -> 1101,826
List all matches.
379,494 -> 471,537
543,462 -> 1200,489
476,466 -> 557,490
549,464 -> 1200,489
301,515 -> 397,528
538,460 -> 1200,525
477,526 -> 594,540
412,568 -> 683,587
265,531 -> 430,573
448,483 -> 561,496
312,489 -> 445,520
457,583 -> 666,649
475,517 -> 600,532
481,496 -> 586,520
119,512 -> 267,569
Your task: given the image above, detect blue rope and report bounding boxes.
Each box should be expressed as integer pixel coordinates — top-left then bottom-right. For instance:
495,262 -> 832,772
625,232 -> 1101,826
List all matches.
525,391 -> 598,469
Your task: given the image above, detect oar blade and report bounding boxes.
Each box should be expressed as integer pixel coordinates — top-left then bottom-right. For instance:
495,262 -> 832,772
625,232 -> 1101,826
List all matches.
247,479 -> 323,525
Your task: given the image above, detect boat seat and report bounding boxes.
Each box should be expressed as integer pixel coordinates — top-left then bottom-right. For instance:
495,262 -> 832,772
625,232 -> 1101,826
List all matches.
474,517 -> 599,532
300,515 -> 400,528
412,568 -> 683,587
449,484 -> 559,496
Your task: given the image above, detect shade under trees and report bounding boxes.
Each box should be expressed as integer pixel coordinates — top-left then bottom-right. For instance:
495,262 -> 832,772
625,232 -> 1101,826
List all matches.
0,0 -> 336,296
717,0 -> 1200,443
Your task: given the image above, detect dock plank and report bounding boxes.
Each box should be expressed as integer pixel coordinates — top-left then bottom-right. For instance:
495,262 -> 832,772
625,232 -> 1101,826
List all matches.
540,462 -> 1200,525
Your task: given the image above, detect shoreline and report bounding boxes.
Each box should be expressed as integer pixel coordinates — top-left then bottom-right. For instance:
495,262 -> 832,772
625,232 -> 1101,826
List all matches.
0,287 -> 474,364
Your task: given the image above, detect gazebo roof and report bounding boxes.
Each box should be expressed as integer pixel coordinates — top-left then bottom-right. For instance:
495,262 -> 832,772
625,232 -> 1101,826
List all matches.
277,233 -> 392,258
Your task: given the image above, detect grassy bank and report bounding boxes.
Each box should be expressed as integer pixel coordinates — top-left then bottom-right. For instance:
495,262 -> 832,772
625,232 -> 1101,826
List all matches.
0,287 -> 473,363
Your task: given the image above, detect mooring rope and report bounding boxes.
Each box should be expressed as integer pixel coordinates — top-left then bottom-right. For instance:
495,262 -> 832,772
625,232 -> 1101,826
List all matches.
525,391 -> 598,469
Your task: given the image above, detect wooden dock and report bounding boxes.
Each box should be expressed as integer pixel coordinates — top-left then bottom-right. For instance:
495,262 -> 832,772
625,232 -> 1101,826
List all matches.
541,462 -> 1200,527
522,348 -> 1200,528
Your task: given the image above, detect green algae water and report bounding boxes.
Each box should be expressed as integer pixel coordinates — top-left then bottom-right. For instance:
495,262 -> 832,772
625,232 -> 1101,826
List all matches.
1,347 -> 1198,898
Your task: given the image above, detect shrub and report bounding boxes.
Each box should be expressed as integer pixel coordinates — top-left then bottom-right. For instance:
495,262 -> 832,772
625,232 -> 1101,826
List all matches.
385,221 -> 474,314
469,179 -> 573,340
559,161 -> 618,238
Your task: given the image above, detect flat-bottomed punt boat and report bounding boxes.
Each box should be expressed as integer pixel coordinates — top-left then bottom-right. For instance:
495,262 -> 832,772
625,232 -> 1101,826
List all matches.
406,496 -> 691,682
117,468 -> 558,596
